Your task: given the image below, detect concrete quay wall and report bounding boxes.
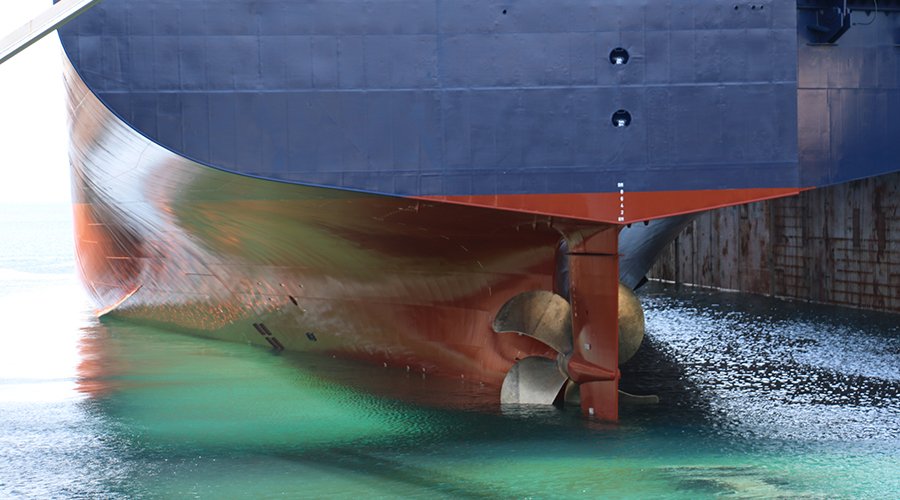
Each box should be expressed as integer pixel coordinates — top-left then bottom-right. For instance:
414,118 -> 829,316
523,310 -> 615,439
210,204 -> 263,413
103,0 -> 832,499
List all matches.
649,172 -> 900,313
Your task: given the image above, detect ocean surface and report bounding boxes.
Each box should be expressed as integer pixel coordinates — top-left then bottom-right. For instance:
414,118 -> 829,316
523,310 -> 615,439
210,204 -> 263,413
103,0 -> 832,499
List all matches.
1,203 -> 898,499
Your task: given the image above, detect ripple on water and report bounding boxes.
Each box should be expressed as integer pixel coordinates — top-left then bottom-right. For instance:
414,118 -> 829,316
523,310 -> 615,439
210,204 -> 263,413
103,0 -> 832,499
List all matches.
2,219 -> 899,499
633,283 -> 900,445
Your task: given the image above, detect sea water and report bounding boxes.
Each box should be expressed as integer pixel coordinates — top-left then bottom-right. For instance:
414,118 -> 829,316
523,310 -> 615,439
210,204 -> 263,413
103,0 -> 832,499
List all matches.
1,203 -> 898,498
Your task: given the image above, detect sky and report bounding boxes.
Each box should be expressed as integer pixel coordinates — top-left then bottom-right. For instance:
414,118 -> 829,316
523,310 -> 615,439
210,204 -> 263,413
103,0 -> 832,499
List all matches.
0,1 -> 70,204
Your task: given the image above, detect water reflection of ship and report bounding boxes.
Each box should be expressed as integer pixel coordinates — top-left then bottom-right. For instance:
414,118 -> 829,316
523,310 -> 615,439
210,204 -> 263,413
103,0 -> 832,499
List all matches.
59,0 -> 900,420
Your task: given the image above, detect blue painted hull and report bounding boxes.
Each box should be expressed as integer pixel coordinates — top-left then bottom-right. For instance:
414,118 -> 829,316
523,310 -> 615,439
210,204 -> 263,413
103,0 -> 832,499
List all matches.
57,0 -> 899,221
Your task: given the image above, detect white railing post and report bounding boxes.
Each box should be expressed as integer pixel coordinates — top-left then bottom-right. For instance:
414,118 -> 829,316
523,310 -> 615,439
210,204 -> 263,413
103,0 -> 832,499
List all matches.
0,0 -> 103,65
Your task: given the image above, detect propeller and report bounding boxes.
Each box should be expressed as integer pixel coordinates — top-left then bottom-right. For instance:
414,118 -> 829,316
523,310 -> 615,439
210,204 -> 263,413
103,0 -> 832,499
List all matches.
493,284 -> 654,406
500,356 -> 568,405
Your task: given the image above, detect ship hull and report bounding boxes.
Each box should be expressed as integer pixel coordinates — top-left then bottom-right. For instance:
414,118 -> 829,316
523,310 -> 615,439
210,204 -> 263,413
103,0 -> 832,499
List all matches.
67,58 -> 601,391
58,0 -> 900,419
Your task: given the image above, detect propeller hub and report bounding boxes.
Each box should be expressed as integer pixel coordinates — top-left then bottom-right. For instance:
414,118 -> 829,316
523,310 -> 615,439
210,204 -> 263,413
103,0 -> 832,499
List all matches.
565,355 -> 618,385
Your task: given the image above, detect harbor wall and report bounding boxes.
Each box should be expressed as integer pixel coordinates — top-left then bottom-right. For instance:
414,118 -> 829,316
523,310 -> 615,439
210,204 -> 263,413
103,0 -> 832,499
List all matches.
648,172 -> 900,313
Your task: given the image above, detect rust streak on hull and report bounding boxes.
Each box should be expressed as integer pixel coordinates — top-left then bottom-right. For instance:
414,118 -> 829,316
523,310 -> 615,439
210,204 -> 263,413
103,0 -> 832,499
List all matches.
65,58 -> 617,399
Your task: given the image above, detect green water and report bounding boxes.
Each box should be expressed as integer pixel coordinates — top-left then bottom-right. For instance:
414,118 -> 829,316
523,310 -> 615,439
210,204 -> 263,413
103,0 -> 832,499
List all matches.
1,204 -> 898,498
